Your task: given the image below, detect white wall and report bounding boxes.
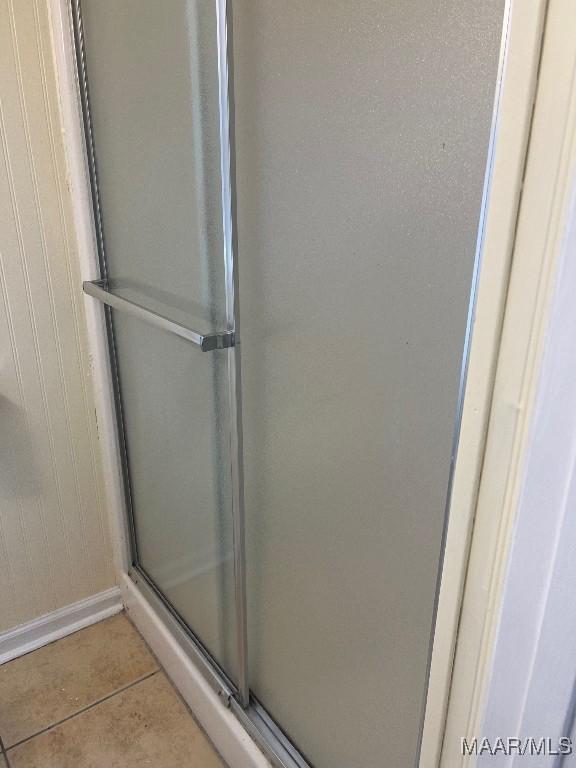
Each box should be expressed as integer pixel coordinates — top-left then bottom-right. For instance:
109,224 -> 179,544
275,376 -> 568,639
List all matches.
0,0 -> 115,633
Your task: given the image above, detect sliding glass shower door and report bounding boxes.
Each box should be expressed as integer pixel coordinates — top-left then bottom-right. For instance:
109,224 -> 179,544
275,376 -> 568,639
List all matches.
73,0 -> 507,765
73,0 -> 244,687
233,1 -> 506,764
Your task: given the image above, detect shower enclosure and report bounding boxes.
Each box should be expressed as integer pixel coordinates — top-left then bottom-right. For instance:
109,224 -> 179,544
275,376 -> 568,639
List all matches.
71,0 -> 507,765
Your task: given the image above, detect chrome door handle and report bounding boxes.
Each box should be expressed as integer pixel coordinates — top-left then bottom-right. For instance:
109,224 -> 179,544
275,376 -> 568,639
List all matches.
83,280 -> 235,351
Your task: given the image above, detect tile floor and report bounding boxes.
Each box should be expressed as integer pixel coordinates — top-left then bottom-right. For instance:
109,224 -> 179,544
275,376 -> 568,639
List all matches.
0,614 -> 226,767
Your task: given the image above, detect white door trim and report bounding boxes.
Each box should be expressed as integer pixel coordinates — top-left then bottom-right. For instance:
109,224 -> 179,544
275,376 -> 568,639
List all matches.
440,0 -> 576,764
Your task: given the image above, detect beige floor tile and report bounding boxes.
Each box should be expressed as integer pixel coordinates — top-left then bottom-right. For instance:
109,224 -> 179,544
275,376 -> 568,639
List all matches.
8,672 -> 225,768
0,614 -> 158,747
0,755 -> 6,767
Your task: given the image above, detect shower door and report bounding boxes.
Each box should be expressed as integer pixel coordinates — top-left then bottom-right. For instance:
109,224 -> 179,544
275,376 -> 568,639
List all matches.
234,1 -> 506,766
73,0 -> 507,766
72,0 -> 247,698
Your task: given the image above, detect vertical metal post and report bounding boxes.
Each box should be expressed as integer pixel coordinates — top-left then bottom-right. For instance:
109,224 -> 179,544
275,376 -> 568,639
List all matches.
216,0 -> 250,708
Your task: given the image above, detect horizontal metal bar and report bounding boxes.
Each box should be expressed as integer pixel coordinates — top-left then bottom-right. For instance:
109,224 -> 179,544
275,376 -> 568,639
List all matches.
83,280 -> 235,351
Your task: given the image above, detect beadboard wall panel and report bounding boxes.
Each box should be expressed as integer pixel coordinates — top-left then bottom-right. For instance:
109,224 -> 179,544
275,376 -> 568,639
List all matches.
0,0 -> 115,632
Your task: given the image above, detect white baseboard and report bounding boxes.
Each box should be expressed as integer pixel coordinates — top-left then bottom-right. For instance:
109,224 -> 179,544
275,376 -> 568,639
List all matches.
121,574 -> 271,768
0,587 -> 123,665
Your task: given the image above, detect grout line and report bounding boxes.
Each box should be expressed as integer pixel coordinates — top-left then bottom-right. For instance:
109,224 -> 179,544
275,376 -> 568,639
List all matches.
0,734 -> 12,768
6,670 -> 160,752
122,612 -> 230,767
162,665 -> 231,768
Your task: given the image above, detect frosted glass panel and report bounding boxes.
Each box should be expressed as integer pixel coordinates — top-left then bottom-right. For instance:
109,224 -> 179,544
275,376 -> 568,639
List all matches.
79,0 -> 237,680
233,1 -> 505,766
81,0 -> 226,330
112,312 -> 236,678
